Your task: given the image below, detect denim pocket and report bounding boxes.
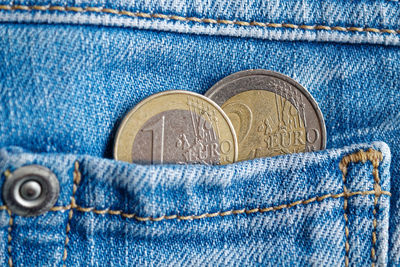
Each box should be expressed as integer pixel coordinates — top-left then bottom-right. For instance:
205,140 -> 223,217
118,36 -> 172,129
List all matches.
0,141 -> 391,266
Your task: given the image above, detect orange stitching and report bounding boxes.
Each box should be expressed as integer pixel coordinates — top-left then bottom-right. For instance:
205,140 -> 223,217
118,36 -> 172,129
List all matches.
0,5 -> 400,35
3,171 -> 12,267
62,161 -> 81,267
6,209 -> 13,267
339,149 -> 383,267
0,149 -> 390,267
340,159 -> 351,267
0,189 -> 386,222
371,150 -> 383,267
0,190 -> 391,223
70,190 -> 390,222
3,170 -> 11,178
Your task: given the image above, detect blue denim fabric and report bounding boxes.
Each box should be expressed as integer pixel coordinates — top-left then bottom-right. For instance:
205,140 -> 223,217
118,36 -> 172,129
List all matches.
0,0 -> 400,265
0,143 -> 392,265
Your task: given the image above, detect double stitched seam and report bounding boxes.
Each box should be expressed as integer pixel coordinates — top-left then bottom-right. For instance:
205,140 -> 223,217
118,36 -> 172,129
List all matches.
0,149 -> 391,267
340,156 -> 351,267
0,189 -> 389,222
339,149 -> 384,267
6,209 -> 13,267
71,190 -> 391,222
0,5 -> 400,35
3,170 -> 13,267
62,161 -> 81,267
371,151 -> 383,267
48,160 -> 390,223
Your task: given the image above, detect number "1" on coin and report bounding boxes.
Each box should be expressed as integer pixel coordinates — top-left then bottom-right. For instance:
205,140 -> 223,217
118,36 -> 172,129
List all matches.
142,115 -> 165,164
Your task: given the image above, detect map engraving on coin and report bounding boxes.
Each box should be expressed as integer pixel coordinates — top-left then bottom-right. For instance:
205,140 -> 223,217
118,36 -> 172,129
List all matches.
114,91 -> 238,165
205,70 -> 326,161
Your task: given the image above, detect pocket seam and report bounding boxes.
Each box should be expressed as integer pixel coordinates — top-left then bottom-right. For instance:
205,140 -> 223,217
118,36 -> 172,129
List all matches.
0,148 -> 391,267
0,4 -> 399,36
69,189 -> 390,222
339,148 -> 384,267
0,152 -> 391,224
62,161 -> 81,267
3,170 -> 13,267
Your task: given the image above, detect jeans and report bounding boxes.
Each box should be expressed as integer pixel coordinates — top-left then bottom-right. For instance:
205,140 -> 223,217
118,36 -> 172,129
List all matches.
0,0 -> 400,266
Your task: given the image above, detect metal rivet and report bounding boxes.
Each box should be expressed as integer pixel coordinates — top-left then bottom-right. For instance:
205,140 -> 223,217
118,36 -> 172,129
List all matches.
3,165 -> 60,216
20,180 -> 42,201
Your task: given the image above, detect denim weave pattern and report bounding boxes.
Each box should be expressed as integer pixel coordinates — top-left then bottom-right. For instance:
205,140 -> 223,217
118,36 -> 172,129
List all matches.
0,143 -> 392,265
0,0 -> 400,265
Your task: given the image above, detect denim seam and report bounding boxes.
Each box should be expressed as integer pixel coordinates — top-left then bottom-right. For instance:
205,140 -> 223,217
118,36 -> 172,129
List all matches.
75,190 -> 391,221
339,148 -> 383,267
0,5 -> 399,36
6,209 -> 12,267
3,170 -> 13,267
0,150 -> 390,266
62,161 -> 81,267
340,160 -> 351,267
0,189 -> 386,222
64,151 -> 390,224
372,152 -> 383,267
0,158 -> 391,223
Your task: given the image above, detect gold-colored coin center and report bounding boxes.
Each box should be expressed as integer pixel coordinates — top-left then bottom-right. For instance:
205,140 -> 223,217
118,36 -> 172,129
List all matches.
221,90 -> 306,161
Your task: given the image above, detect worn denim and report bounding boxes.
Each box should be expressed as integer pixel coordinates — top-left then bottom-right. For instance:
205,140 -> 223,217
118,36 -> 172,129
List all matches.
0,0 -> 400,266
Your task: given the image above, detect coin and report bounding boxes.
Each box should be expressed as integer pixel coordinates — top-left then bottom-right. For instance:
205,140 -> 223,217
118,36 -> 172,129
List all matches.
205,70 -> 326,161
114,90 -> 238,165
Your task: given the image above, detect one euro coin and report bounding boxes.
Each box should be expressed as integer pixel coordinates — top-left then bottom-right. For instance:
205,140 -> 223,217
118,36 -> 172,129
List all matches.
205,70 -> 326,161
114,90 -> 238,165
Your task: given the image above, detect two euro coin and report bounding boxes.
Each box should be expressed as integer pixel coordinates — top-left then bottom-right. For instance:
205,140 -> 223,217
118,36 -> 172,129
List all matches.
114,70 -> 326,165
205,70 -> 326,162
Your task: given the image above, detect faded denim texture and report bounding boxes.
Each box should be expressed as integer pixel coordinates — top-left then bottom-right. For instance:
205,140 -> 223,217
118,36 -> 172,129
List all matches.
0,0 -> 400,266
0,143 -> 393,265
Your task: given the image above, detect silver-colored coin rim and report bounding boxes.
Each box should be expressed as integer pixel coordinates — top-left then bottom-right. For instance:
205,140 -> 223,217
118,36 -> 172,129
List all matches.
114,90 -> 239,163
205,69 -> 327,150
